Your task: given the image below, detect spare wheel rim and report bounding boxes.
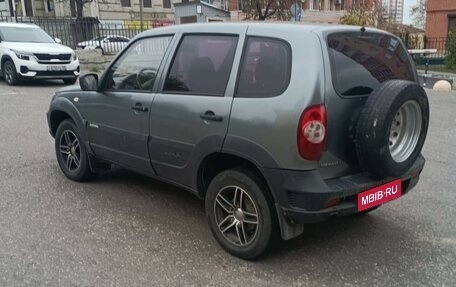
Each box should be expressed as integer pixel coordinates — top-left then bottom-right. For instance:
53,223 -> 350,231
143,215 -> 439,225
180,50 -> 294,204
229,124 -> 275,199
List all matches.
389,100 -> 422,163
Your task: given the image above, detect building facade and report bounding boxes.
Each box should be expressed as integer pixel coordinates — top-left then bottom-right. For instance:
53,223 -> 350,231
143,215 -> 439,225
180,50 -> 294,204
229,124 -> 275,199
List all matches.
174,1 -> 229,24
303,0 -> 349,24
0,0 -> 222,20
229,0 -> 351,24
382,0 -> 404,24
426,0 -> 456,39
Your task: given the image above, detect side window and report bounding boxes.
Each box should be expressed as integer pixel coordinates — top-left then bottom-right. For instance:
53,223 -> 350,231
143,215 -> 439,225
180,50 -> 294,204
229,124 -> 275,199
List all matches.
164,34 -> 238,96
236,37 -> 291,98
327,32 -> 415,96
105,36 -> 172,91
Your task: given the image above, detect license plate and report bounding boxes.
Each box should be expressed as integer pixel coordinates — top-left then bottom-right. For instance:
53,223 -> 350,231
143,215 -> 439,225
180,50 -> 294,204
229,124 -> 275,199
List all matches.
357,179 -> 402,212
46,66 -> 66,71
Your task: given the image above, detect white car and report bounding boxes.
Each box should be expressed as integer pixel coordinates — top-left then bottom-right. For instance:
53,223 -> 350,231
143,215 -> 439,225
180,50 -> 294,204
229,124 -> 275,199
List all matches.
77,35 -> 130,54
0,23 -> 80,85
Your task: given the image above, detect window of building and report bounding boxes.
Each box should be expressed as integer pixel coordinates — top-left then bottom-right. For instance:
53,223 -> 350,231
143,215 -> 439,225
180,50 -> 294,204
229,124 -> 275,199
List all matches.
143,0 -> 152,8
105,36 -> 172,91
309,0 -> 320,10
44,0 -> 54,13
449,16 -> 456,33
236,37 -> 291,98
164,35 -> 238,96
163,0 -> 171,9
121,0 -> 131,7
327,32 -> 414,97
238,0 -> 243,10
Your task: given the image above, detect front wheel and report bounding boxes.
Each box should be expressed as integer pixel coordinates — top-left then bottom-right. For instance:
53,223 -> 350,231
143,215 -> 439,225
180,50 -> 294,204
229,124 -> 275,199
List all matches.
205,169 -> 278,260
2,60 -> 20,85
55,119 -> 94,181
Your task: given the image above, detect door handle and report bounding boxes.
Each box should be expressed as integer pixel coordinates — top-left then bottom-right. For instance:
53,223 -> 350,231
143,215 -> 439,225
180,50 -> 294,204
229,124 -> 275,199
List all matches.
200,111 -> 223,122
131,103 -> 148,112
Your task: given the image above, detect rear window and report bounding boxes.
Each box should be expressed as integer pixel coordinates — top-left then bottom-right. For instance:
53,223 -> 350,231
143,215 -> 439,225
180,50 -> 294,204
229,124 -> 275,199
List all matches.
327,32 -> 415,97
236,37 -> 291,98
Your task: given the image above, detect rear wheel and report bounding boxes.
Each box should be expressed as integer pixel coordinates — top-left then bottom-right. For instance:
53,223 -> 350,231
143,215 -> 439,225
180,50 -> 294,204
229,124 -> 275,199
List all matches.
55,119 -> 94,181
205,169 -> 278,260
2,60 -> 20,85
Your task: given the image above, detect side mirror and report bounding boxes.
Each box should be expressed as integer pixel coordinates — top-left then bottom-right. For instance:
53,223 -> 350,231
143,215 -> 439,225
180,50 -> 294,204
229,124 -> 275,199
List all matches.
55,38 -> 62,44
80,74 -> 99,91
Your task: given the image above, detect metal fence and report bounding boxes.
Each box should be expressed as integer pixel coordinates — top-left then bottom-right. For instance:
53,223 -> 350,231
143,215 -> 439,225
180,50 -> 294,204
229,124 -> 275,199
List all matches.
407,37 -> 453,71
0,16 -> 174,54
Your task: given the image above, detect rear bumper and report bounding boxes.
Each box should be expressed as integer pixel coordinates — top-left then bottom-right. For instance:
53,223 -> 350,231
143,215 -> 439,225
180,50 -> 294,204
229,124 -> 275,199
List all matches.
264,155 -> 425,224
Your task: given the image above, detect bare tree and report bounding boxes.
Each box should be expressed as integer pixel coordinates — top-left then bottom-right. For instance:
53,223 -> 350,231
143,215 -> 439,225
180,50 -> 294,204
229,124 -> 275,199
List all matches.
410,0 -> 426,28
339,0 -> 382,27
242,0 -> 295,21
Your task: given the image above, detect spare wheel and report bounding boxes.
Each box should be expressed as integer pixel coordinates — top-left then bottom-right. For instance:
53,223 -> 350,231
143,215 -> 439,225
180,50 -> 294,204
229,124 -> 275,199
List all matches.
355,80 -> 429,178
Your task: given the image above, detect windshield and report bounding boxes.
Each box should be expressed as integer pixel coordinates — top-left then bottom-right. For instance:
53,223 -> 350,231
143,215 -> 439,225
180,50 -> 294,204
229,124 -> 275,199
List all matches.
0,26 -> 55,43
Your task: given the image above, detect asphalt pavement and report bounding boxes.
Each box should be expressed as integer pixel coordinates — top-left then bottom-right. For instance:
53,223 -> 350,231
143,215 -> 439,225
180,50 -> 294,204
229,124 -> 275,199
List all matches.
0,80 -> 455,286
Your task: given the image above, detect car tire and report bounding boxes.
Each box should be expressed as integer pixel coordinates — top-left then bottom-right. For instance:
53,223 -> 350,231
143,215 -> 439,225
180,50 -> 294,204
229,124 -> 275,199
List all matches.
356,80 -> 429,178
205,168 -> 279,260
2,60 -> 20,86
55,119 -> 94,182
63,77 -> 78,85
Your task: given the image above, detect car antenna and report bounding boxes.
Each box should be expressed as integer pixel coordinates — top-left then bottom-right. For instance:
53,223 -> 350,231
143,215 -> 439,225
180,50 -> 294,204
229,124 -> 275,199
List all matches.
360,26 -> 366,32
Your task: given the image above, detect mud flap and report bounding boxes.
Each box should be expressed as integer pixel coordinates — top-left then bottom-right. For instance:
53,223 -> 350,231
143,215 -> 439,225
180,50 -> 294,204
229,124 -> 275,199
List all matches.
275,204 -> 304,240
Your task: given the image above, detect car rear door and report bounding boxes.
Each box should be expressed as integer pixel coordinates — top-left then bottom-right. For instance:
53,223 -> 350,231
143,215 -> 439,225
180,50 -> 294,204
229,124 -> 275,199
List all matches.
319,31 -> 417,179
148,27 -> 246,190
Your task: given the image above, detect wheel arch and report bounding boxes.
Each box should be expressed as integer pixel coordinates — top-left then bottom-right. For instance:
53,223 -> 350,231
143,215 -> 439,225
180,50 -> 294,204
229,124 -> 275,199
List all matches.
48,97 -> 92,154
197,152 -> 276,202
50,110 -> 71,136
1,55 -> 14,69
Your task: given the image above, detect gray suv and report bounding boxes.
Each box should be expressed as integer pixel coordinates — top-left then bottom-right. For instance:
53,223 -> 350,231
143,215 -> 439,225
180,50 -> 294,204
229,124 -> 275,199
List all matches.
47,23 -> 429,259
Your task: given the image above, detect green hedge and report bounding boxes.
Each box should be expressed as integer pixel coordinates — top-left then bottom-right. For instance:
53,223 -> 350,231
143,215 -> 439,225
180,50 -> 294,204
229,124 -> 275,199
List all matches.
447,30 -> 456,69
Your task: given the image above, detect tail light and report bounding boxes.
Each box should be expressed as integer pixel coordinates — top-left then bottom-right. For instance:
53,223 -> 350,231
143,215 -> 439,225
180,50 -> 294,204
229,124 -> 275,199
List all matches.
297,105 -> 327,160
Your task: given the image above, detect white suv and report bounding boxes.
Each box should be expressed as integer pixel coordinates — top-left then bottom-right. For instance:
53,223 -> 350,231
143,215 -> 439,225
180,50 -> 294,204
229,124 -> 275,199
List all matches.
0,23 -> 80,85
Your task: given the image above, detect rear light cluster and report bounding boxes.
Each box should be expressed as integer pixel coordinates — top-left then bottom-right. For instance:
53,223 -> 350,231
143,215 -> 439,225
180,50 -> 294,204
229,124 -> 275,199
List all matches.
297,105 -> 327,160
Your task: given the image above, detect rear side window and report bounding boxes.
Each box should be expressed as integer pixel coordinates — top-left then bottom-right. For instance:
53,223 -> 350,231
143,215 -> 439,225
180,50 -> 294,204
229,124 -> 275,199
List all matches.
164,34 -> 238,96
327,32 -> 415,97
236,37 -> 291,98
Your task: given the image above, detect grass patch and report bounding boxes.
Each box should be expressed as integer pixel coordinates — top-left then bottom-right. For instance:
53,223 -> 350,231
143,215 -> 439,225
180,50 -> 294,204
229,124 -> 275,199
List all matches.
88,65 -> 102,73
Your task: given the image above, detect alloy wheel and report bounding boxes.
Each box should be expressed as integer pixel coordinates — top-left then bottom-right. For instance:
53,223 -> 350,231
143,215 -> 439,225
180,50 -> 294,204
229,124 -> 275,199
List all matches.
59,130 -> 81,172
214,185 -> 259,246
4,63 -> 13,84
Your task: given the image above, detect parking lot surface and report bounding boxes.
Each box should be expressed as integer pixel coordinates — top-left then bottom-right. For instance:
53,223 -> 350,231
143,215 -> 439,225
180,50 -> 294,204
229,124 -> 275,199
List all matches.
0,81 -> 455,286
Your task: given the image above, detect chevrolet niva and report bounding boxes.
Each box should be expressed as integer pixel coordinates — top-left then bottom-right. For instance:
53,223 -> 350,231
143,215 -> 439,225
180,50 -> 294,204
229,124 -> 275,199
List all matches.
47,23 -> 429,259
